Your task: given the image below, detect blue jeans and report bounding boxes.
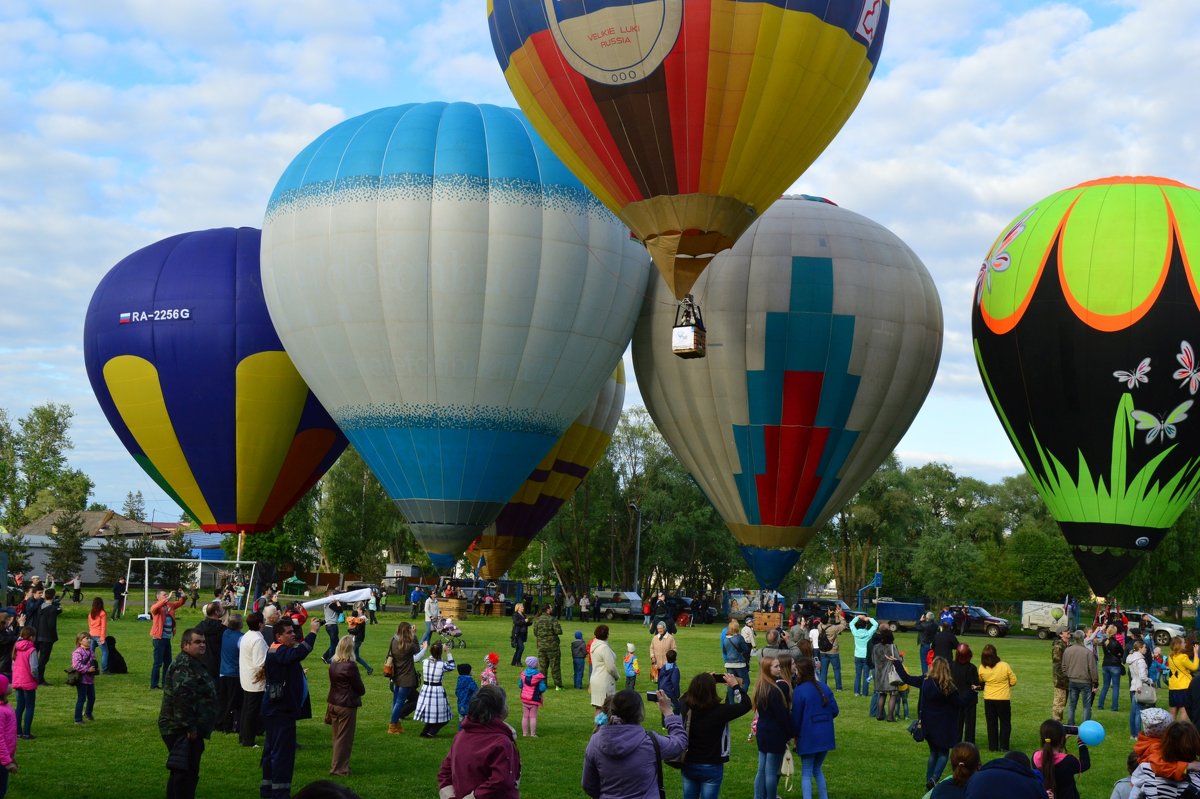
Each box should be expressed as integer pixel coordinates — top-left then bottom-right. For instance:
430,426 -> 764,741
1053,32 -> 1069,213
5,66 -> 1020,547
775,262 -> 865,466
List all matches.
353,639 -> 371,673
726,667 -> 749,703
323,624 -> 340,660
1130,697 -> 1143,737
820,653 -> 842,689
681,761 -> 724,799
919,643 -> 931,675
151,637 -> 172,688
390,684 -> 413,724
90,636 -> 108,673
1099,665 -> 1121,710
74,682 -> 95,722
754,750 -> 784,799
1067,682 -> 1094,725
14,689 -> 34,736
573,657 -> 585,689
801,751 -> 829,799
854,657 -> 870,695
926,744 -> 949,785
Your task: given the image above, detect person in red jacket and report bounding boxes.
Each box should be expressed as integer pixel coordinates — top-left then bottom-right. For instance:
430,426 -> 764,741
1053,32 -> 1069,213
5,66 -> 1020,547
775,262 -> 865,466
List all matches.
437,685 -> 520,799
150,590 -> 187,690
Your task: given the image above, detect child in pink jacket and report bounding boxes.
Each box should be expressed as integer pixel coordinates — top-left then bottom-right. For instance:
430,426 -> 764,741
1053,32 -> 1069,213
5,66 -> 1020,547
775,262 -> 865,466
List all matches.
0,674 -> 16,797
10,629 -> 36,741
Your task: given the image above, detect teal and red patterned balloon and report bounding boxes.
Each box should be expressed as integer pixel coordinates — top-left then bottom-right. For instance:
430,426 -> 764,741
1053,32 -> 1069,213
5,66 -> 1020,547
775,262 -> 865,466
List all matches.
973,176 -> 1200,594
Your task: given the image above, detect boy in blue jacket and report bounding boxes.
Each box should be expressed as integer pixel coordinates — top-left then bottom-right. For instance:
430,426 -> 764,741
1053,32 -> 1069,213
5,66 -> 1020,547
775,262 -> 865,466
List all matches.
455,663 -> 478,729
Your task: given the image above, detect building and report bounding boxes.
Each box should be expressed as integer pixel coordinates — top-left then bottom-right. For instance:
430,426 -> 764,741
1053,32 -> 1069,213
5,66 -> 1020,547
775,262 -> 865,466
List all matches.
10,510 -> 172,584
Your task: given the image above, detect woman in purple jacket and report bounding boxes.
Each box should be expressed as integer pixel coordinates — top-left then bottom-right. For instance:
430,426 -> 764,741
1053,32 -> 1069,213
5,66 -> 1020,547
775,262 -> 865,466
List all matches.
583,689 -> 685,799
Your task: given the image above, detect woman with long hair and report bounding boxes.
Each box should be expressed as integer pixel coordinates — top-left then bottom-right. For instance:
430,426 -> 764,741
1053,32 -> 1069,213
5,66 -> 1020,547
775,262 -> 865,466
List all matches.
510,603 -> 531,667
774,654 -> 797,690
722,619 -> 751,704
930,741 -> 980,798
1167,636 -> 1199,720
1032,719 -> 1089,799
751,657 -> 793,799
413,640 -> 456,737
949,644 -> 980,745
679,671 -> 751,799
1098,624 -> 1125,711
387,621 -> 428,734
69,631 -> 97,724
327,635 -> 366,776
893,654 -> 964,792
977,644 -> 1016,752
791,657 -> 838,799
872,628 -> 900,722
1127,639 -> 1150,738
87,597 -> 108,674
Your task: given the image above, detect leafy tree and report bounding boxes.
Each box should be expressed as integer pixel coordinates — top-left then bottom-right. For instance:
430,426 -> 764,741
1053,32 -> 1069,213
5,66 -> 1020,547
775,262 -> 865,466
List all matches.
0,404 -> 93,529
158,530 -> 195,589
909,527 -> 982,603
96,534 -> 132,585
87,502 -> 109,512
0,533 -> 32,574
1112,498 -> 1200,612
46,508 -> 87,580
122,490 -> 146,522
317,448 -> 406,578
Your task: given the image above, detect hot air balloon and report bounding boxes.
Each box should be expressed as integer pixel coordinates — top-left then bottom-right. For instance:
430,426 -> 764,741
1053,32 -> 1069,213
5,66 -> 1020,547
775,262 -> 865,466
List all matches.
488,0 -> 890,311
632,196 -> 942,588
82,227 -> 348,535
972,176 -> 1200,595
470,363 -> 626,580
260,102 -> 650,572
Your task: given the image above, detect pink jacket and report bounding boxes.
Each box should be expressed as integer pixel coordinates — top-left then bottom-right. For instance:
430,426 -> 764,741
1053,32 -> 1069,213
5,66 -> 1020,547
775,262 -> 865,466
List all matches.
72,645 -> 97,686
0,704 -> 14,766
12,640 -> 36,692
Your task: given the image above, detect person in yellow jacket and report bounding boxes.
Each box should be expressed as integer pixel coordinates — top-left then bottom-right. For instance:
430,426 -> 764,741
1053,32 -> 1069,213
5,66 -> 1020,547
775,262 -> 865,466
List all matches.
1167,636 -> 1200,720
977,643 -> 1017,752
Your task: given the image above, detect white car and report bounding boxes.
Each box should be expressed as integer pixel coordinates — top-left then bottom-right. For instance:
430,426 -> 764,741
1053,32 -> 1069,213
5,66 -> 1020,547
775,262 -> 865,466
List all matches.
1125,610 -> 1186,647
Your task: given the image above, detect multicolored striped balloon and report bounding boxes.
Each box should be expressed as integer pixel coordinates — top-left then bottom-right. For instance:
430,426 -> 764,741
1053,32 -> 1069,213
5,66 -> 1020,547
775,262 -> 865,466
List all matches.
489,0 -> 890,299
83,227 -> 347,532
633,196 -> 942,589
260,103 -> 650,571
973,176 -> 1200,595
470,363 -> 625,579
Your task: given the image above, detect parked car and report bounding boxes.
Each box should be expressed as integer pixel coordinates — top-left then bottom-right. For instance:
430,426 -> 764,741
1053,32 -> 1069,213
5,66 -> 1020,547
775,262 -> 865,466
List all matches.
946,605 -> 1010,637
593,590 -> 643,620
875,600 -> 926,631
793,597 -> 854,623
1021,600 -> 1069,639
1125,610 -> 1186,647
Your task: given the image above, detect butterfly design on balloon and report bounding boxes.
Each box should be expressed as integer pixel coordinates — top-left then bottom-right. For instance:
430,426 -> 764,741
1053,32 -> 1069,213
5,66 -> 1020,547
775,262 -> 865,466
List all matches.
1119,342 -> 1200,444
975,209 -> 1036,304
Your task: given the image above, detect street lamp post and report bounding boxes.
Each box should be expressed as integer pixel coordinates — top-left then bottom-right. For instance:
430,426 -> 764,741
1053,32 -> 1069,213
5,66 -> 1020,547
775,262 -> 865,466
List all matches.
628,502 -> 642,593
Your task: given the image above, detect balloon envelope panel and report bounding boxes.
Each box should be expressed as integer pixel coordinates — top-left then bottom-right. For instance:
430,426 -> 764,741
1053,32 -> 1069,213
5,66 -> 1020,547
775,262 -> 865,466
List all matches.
82,227 -> 347,532
489,0 -> 890,297
261,102 -> 650,562
972,176 -> 1200,595
633,196 -> 942,589
473,363 -> 626,579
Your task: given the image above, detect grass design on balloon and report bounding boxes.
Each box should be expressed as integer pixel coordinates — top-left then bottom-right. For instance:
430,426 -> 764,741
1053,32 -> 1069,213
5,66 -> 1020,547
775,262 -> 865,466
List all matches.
974,340 -> 1200,543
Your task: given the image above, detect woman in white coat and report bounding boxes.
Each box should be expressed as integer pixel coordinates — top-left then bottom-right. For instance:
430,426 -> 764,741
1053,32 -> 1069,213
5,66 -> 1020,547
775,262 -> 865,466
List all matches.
589,624 -> 620,713
1127,638 -> 1151,738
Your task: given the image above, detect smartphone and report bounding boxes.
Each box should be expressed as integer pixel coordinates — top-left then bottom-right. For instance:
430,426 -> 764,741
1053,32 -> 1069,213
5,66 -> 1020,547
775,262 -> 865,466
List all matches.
1062,725 -> 1079,736
646,690 -> 659,702
711,673 -> 727,683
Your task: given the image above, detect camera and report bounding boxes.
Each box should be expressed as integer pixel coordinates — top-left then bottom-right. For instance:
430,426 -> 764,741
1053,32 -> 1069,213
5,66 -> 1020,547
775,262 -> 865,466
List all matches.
315,619 -> 326,626
646,690 -> 660,702
1063,725 -> 1079,736
711,673 -> 727,683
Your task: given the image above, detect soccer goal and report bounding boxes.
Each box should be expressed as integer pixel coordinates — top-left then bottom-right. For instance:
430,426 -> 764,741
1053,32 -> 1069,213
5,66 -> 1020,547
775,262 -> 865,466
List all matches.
125,557 -> 258,618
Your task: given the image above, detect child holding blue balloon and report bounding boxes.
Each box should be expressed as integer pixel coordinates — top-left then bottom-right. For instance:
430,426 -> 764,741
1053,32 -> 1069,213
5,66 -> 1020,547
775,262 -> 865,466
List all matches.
1032,719 -> 1091,799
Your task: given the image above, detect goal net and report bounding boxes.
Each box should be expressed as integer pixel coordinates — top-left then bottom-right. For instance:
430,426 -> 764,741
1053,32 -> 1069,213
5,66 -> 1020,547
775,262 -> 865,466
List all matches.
125,557 -> 258,618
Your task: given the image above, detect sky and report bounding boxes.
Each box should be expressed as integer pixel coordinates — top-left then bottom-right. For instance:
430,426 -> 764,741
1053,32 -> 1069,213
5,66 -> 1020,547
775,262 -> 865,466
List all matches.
1,0 -> 1195,522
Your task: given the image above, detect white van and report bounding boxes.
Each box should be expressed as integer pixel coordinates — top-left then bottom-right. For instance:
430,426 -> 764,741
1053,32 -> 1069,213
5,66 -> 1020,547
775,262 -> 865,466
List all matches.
1021,600 -> 1069,638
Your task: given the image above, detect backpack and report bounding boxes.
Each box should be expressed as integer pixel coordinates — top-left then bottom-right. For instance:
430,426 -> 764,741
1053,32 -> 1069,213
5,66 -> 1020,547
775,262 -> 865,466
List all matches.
818,629 -> 833,653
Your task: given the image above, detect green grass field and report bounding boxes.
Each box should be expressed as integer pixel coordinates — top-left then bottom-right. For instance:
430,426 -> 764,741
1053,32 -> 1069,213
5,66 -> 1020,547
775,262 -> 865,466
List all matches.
15,602 -> 1138,797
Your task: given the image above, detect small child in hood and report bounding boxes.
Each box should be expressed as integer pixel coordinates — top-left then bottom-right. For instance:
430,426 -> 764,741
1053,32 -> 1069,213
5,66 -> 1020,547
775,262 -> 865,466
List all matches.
657,648 -> 680,720
481,652 -> 499,687
455,663 -> 478,729
623,643 -> 640,690
1132,707 -> 1189,790
519,656 -> 547,737
571,631 -> 587,690
1150,647 -> 1169,687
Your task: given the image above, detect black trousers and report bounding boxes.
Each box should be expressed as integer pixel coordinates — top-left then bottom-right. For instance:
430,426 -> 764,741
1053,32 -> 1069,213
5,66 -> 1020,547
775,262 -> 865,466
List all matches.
984,698 -> 1012,751
163,732 -> 205,799
240,690 -> 264,746
34,641 -> 53,683
216,675 -> 243,732
957,698 -> 977,744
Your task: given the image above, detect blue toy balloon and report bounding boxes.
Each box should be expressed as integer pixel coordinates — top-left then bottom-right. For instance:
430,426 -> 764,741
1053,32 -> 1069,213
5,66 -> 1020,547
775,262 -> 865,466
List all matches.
1078,719 -> 1105,746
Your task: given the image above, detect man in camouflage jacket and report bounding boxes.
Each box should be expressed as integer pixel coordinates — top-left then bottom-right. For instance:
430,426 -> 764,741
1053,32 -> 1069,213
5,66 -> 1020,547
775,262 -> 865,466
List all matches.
159,627 -> 218,799
533,604 -> 563,690
1051,628 -> 1070,721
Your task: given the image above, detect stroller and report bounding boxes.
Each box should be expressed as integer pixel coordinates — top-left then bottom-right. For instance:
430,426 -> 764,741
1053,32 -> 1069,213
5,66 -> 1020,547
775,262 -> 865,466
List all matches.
433,616 -> 466,649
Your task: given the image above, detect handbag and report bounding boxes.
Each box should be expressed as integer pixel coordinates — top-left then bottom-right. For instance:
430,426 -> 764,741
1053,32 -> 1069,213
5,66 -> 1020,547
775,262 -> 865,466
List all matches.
65,668 -> 82,687
1136,683 -> 1158,705
665,711 -> 691,769
909,676 -> 926,741
384,655 -> 395,678
780,748 -> 795,792
266,679 -> 287,703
